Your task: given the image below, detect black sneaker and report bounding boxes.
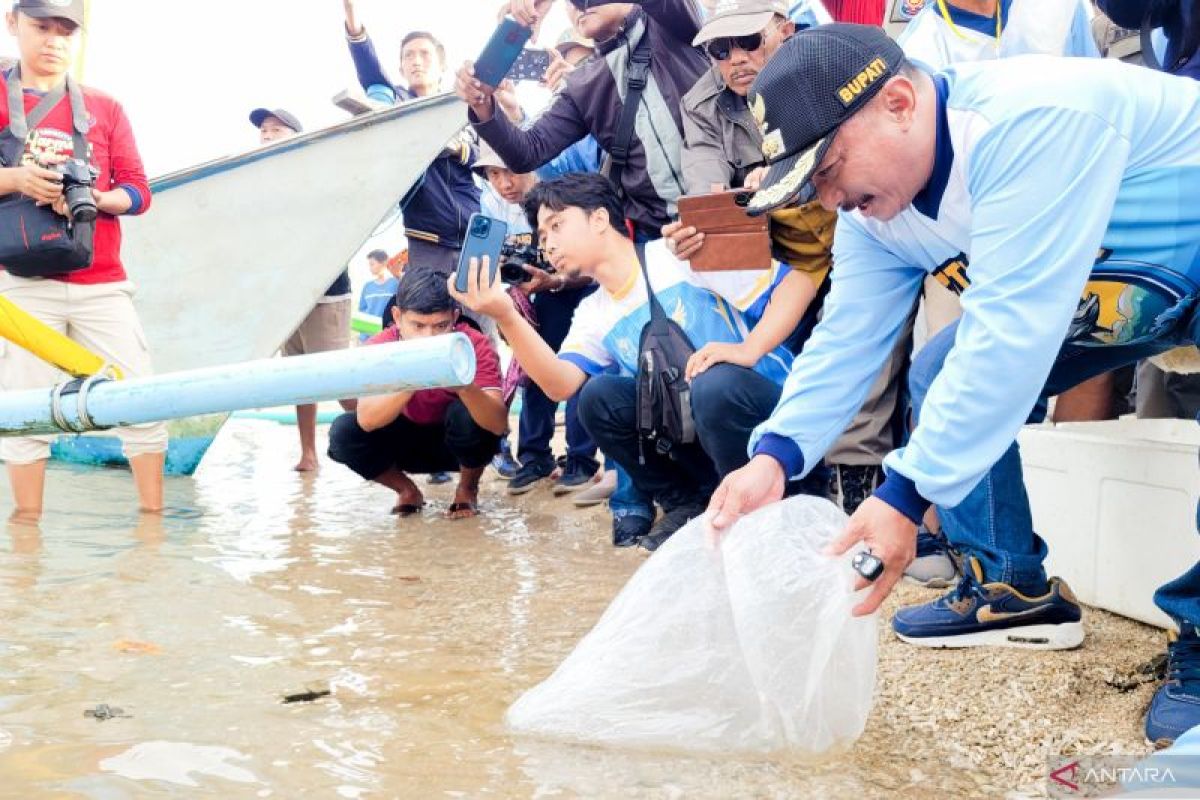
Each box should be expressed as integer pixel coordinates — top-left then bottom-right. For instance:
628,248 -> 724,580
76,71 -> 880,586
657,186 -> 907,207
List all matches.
828,464 -> 883,515
507,459 -> 554,495
638,503 -> 705,552
613,514 -> 653,548
553,461 -> 599,496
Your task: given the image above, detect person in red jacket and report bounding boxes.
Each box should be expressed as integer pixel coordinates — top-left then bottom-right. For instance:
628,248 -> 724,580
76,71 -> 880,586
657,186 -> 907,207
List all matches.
0,0 -> 166,518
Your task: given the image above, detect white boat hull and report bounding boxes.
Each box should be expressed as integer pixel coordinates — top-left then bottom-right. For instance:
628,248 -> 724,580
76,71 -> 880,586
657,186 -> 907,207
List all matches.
51,94 -> 468,474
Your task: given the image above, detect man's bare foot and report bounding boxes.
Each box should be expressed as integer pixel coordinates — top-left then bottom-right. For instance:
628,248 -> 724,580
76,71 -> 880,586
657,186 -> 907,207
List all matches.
294,454 -> 318,472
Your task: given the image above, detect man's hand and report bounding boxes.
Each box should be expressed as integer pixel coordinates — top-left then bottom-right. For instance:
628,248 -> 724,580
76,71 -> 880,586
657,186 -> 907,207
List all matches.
455,61 -> 497,122
494,78 -> 523,123
7,165 -> 63,205
342,0 -> 363,37
661,220 -> 705,261
743,166 -> 769,192
543,47 -> 574,93
522,265 -> 561,295
685,342 -> 757,381
707,454 -> 786,539
509,0 -> 554,26
447,256 -> 515,321
824,496 -> 918,617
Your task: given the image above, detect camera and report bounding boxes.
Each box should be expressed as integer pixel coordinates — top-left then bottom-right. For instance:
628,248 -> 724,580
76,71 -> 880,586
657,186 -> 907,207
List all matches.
499,238 -> 555,284
59,158 -> 97,224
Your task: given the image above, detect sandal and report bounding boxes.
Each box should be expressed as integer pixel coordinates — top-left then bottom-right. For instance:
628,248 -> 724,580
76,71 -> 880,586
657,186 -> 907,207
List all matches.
391,503 -> 425,517
446,501 -> 479,519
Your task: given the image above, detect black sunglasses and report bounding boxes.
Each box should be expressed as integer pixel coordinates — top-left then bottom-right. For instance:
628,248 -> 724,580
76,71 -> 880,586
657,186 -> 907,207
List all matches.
705,32 -> 766,61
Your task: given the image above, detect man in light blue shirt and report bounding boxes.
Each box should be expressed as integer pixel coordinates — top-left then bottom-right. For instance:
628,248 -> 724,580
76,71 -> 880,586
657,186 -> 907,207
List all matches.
708,25 -> 1200,745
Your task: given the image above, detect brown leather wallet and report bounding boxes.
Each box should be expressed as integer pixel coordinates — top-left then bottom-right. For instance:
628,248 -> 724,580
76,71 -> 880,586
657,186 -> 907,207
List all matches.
677,190 -> 772,271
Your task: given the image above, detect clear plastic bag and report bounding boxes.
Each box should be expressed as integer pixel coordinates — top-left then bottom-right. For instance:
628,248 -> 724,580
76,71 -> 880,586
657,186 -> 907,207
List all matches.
506,496 -> 877,754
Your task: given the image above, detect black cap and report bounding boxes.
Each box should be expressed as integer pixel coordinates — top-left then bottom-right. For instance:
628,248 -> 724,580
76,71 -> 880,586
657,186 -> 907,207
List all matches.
15,0 -> 85,28
746,24 -> 905,215
249,107 -> 303,134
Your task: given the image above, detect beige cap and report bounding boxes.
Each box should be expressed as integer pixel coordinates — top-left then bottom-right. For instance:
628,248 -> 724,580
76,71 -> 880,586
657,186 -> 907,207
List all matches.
555,28 -> 595,56
473,140 -> 509,176
693,0 -> 790,46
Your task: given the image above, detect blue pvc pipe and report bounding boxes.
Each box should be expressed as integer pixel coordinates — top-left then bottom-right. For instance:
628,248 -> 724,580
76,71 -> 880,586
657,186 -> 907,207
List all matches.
0,333 -> 476,437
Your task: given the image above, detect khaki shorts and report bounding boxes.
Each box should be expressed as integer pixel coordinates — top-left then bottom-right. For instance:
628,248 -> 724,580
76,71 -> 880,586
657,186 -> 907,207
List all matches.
0,274 -> 168,464
283,299 -> 351,356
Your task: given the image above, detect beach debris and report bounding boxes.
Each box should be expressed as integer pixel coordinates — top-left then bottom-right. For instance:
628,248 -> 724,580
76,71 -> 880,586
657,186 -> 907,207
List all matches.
1105,652 -> 1168,693
113,639 -> 162,655
282,683 -> 332,704
84,704 -> 130,721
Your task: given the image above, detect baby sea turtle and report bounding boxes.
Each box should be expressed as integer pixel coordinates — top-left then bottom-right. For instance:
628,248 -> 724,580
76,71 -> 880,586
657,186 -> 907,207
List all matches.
83,704 -> 130,721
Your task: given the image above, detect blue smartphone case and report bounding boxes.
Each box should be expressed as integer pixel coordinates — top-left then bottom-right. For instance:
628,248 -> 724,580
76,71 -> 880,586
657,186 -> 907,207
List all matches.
455,214 -> 509,293
474,18 -> 532,87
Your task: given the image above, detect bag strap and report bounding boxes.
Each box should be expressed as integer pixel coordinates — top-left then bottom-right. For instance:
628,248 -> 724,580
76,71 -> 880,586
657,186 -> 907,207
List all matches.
4,65 -> 89,162
1141,6 -> 1164,71
634,241 -> 668,323
608,31 -> 652,199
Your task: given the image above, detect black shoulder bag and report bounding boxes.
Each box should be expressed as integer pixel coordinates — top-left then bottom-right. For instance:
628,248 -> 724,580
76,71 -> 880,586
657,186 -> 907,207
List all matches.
634,242 -> 697,462
0,66 -> 95,278
606,29 -> 651,200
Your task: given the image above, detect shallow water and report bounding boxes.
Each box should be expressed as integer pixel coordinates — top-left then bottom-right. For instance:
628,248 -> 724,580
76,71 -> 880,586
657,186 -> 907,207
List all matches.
0,419 -> 941,799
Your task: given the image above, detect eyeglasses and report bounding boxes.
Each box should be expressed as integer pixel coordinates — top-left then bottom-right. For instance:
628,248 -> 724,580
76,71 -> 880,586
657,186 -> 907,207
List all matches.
705,32 -> 767,61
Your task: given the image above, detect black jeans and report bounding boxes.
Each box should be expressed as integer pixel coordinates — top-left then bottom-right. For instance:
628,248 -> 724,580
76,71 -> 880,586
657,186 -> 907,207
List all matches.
577,375 -> 719,512
327,400 -> 500,480
518,286 -> 599,473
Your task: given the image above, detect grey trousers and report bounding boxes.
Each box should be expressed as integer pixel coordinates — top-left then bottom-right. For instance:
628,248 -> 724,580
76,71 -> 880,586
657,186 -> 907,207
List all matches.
825,312 -> 915,467
1136,361 -> 1200,419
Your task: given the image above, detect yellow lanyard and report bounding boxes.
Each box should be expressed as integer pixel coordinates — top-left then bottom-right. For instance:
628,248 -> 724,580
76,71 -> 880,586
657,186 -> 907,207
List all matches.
936,0 -> 1003,45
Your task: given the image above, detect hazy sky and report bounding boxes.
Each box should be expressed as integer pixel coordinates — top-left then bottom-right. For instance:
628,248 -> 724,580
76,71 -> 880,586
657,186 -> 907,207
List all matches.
0,0 -> 569,176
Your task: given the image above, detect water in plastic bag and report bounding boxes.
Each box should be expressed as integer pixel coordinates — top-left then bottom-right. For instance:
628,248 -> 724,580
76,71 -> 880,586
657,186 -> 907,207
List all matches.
506,496 -> 877,754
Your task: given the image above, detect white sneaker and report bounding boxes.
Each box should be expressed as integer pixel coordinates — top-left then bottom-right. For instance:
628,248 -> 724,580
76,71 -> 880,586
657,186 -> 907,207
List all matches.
572,469 -> 617,507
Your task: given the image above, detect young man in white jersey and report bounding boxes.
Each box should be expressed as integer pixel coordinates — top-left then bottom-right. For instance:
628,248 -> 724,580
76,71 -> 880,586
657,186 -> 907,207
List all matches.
452,172 -> 814,551
708,25 -> 1200,745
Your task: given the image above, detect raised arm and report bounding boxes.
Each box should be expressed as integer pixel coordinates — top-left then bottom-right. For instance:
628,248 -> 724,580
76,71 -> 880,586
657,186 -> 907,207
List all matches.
342,0 -> 392,93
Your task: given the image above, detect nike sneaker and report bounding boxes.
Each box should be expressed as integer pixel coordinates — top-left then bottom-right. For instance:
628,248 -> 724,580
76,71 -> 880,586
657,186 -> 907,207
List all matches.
892,557 -> 1084,650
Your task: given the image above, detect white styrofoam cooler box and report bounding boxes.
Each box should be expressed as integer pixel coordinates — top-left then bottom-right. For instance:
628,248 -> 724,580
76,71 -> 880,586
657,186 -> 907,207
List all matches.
1018,419 -> 1200,630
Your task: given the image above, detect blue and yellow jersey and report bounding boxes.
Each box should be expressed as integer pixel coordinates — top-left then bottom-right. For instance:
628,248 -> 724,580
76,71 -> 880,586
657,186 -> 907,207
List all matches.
558,241 -> 794,385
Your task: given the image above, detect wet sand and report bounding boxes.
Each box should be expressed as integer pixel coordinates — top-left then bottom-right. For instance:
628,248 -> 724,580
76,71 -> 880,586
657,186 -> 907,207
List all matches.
0,418 -> 1165,798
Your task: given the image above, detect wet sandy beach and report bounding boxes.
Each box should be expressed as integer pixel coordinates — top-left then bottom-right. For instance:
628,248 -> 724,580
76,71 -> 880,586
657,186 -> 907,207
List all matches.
0,418 -> 1167,798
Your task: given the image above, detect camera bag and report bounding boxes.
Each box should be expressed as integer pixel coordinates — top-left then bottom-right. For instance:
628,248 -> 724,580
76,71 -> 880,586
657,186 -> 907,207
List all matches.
0,66 -> 95,279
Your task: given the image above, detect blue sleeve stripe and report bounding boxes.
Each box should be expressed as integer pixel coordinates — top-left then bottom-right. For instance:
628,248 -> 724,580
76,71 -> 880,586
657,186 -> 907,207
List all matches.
118,185 -> 143,215
559,352 -> 606,376
873,471 -> 930,525
752,432 -> 805,478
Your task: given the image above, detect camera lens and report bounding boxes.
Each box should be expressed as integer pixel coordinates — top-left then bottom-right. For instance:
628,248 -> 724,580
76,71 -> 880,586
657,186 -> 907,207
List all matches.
472,217 -> 491,237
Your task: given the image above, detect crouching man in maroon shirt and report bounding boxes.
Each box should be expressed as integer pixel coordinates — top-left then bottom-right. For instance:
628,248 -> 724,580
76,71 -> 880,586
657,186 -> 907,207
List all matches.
328,270 -> 508,519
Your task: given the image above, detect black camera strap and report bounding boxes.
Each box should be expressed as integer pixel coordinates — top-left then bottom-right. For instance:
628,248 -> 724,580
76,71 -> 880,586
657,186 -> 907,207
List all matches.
2,64 -> 90,168
608,29 -> 651,201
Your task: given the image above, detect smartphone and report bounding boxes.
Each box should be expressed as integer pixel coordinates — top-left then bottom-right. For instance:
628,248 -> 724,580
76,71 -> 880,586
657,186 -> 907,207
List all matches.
509,48 -> 553,83
455,214 -> 509,293
473,17 -> 533,88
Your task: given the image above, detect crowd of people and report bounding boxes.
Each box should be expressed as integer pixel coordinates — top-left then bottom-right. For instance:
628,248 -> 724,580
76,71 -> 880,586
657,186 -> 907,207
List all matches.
3,0 -> 1200,754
